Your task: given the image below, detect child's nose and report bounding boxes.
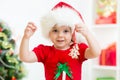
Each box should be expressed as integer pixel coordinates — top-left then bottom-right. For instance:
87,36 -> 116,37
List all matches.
58,32 -> 64,37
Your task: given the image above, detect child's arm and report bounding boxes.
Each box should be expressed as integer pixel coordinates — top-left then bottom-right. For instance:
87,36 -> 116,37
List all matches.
19,22 -> 38,62
75,24 -> 101,59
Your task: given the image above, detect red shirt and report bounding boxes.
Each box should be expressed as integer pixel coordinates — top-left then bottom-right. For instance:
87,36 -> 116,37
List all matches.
33,43 -> 88,80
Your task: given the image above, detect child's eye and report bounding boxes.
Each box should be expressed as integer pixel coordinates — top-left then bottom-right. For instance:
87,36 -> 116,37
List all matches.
64,30 -> 69,33
52,29 -> 58,32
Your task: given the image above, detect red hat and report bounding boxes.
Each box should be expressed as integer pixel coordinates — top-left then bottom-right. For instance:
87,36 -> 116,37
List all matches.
41,1 -> 85,43
52,1 -> 84,22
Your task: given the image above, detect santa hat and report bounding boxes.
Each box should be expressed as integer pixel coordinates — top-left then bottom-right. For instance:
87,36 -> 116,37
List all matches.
40,1 -> 85,43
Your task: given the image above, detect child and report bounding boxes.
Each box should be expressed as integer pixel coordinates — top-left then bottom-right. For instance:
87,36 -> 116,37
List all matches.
19,1 -> 101,80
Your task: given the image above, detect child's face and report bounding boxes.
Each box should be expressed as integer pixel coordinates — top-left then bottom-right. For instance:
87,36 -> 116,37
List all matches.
49,25 -> 72,50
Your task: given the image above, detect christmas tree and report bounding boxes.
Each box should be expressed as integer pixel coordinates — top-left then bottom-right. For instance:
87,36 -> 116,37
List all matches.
0,20 -> 26,80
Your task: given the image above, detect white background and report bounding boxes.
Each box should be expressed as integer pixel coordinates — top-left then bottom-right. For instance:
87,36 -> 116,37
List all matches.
0,0 -> 93,80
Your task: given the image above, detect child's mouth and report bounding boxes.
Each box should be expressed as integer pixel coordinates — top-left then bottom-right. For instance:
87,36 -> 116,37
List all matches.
57,40 -> 64,42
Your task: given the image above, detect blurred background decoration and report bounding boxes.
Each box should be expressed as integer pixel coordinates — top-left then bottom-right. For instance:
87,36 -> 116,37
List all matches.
0,19 -> 26,80
95,0 -> 117,24
99,42 -> 116,66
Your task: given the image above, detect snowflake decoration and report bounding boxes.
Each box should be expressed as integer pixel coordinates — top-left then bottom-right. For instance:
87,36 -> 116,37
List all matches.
68,44 -> 80,59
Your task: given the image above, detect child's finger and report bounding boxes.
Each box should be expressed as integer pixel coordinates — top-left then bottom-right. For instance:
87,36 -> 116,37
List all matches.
75,24 -> 84,32
27,22 -> 37,31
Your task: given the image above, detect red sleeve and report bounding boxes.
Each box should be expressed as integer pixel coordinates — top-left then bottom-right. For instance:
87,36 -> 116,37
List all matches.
32,44 -> 48,62
78,43 -> 88,62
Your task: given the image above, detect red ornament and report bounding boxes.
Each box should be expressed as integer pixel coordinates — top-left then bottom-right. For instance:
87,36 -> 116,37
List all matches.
0,27 -> 3,32
11,76 -> 16,80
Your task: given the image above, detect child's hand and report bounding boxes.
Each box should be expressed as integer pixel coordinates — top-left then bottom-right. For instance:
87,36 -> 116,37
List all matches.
24,22 -> 37,39
75,24 -> 90,37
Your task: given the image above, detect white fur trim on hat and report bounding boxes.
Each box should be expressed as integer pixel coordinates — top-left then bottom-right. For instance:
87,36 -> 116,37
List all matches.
40,7 -> 83,39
